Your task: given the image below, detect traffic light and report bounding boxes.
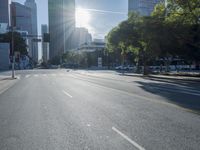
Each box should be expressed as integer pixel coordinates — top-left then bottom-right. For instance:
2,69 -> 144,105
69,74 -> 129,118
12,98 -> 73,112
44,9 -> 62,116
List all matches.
43,33 -> 50,43
32,38 -> 42,42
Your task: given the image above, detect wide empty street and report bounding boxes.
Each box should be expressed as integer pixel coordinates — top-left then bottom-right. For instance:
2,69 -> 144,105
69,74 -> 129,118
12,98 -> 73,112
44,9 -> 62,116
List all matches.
0,69 -> 200,150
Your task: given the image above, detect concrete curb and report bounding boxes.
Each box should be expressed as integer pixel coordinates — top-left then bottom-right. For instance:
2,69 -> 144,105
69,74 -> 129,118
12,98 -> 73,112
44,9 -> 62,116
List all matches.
147,75 -> 200,82
120,73 -> 200,82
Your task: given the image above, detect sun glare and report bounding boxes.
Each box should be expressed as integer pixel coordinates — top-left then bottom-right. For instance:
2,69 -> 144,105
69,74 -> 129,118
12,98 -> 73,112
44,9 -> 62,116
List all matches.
76,7 -> 91,29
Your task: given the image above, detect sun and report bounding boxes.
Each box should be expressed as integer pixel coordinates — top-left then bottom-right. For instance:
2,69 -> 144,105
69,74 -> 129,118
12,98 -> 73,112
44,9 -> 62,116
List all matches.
76,7 -> 91,28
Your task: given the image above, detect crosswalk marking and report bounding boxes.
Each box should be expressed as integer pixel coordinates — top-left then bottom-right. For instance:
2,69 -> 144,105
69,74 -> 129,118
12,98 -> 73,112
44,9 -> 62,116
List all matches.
25,75 -> 30,78
59,73 -> 65,76
22,73 -> 67,78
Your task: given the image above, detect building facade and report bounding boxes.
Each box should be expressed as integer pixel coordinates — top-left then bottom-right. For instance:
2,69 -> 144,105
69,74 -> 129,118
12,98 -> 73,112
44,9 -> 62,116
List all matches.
128,0 -> 163,16
71,27 -> 92,49
0,0 -> 11,26
24,0 -> 38,62
41,24 -> 49,63
10,2 -> 33,59
0,23 -> 8,34
48,0 -> 75,59
0,43 -> 10,70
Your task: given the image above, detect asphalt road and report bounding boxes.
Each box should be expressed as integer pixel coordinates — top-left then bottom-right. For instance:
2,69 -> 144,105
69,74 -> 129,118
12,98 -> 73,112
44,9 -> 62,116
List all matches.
0,69 -> 200,150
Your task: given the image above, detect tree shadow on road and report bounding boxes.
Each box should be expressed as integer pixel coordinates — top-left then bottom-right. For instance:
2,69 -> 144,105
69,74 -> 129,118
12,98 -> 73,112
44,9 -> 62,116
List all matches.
135,81 -> 200,113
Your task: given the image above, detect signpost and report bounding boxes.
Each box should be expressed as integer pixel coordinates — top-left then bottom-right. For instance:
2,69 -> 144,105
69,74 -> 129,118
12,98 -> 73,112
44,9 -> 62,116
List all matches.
98,57 -> 102,68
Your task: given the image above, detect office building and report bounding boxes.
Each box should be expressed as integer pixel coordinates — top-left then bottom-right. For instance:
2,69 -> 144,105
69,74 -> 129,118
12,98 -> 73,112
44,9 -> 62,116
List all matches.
76,27 -> 92,46
10,2 -> 32,58
0,23 -> 8,34
11,2 -> 32,33
41,24 -> 49,63
48,0 -> 75,59
24,0 -> 38,62
0,43 -> 10,70
0,0 -> 11,26
71,27 -> 92,49
128,0 -> 163,16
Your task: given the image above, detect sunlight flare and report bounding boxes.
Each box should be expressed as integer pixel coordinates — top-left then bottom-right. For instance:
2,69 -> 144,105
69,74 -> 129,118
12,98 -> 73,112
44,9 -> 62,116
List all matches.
76,7 -> 91,28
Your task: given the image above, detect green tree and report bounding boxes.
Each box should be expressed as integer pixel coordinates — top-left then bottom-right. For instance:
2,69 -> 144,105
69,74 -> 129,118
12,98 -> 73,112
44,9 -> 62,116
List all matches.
107,12 -> 162,74
152,1 -> 200,63
3,32 -> 28,55
107,0 -> 200,74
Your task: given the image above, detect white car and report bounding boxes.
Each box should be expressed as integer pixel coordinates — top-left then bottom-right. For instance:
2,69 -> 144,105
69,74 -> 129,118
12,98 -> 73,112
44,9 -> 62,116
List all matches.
115,65 -> 126,70
115,65 -> 135,70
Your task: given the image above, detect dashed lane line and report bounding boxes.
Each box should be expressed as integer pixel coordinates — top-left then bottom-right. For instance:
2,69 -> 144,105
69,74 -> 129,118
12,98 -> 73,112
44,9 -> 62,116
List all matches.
112,127 -> 145,150
62,90 -> 73,98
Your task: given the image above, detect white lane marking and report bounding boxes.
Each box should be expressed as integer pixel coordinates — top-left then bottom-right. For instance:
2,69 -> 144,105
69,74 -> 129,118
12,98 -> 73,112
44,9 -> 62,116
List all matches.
43,74 -> 47,77
34,74 -> 39,77
62,90 -> 73,98
112,127 -> 145,150
25,75 -> 30,78
0,86 -> 11,95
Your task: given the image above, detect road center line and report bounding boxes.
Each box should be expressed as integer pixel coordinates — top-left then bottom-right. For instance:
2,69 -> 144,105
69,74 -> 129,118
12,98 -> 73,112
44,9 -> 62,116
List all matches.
62,90 -> 73,98
112,127 -> 145,150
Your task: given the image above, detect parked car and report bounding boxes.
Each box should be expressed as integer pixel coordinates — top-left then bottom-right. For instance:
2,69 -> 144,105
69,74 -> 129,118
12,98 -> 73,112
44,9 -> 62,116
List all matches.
115,65 -> 135,71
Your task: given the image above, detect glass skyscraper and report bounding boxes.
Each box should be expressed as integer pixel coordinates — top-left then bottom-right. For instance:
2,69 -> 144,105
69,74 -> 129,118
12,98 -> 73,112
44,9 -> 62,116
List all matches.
24,0 -> 38,62
10,2 -> 32,59
41,24 -> 49,63
128,0 -> 164,16
0,0 -> 11,26
48,0 -> 75,59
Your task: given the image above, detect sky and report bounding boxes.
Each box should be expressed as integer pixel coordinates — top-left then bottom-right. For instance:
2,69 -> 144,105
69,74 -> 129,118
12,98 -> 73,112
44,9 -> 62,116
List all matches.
13,0 -> 128,39
13,0 -> 128,59
76,0 -> 128,38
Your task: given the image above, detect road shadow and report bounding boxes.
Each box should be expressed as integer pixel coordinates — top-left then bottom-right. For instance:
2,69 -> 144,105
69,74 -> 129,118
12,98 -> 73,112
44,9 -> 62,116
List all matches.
135,81 -> 200,113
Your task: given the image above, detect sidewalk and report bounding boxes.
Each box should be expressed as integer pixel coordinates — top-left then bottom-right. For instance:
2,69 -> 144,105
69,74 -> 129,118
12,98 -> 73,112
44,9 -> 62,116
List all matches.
0,75 -> 18,95
74,70 -> 200,82
124,73 -> 200,82
0,75 -> 12,81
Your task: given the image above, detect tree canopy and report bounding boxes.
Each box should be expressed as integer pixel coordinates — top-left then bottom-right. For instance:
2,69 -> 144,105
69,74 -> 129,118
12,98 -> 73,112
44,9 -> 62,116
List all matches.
3,32 -> 28,55
106,0 -> 200,74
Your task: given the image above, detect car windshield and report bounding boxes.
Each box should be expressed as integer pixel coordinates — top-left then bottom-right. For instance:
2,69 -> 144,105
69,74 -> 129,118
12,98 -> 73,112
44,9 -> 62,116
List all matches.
0,0 -> 200,149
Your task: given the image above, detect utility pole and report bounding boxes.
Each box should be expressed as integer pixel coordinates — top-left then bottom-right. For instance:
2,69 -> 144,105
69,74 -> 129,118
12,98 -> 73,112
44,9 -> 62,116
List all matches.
11,26 -> 15,79
11,8 -> 16,79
